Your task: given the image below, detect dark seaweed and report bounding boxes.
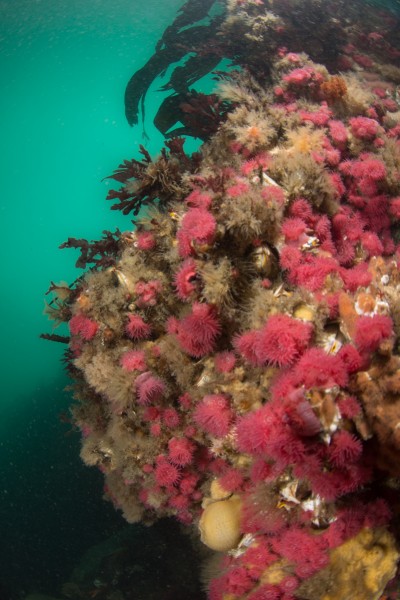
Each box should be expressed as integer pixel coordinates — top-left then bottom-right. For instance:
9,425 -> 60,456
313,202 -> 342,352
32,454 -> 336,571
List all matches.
124,0 -> 225,138
156,90 -> 233,140
39,333 -> 70,344
59,229 -> 122,269
104,140 -> 201,216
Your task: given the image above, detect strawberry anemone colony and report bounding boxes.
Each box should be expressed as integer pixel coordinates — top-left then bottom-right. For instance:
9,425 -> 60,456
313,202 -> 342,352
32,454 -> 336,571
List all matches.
46,1 -> 400,599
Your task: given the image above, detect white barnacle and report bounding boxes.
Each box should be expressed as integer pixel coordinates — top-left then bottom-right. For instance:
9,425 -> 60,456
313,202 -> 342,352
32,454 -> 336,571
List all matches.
261,171 -> 281,187
381,274 -> 390,285
280,479 -> 301,505
301,236 -> 320,251
229,533 -> 256,557
196,372 -> 212,387
323,333 -> 343,355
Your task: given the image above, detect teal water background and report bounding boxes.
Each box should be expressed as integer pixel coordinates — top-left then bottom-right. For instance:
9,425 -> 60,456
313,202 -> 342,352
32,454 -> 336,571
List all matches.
0,1 -> 185,596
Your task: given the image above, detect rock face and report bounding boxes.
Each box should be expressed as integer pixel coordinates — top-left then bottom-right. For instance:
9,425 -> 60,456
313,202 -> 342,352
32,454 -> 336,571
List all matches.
45,1 -> 400,598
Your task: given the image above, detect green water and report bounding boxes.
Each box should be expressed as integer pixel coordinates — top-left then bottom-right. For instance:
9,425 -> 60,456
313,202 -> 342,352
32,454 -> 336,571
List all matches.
0,1 -> 185,596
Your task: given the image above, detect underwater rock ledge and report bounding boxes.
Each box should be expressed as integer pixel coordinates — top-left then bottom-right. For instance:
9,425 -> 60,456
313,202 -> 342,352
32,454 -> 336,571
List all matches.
45,1 -> 400,599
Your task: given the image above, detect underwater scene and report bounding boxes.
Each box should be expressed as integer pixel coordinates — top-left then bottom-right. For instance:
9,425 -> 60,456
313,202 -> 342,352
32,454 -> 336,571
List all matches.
2,0 -> 400,598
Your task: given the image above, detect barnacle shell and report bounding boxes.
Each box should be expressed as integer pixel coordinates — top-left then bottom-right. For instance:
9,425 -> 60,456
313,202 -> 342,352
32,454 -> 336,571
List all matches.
251,245 -> 276,276
293,302 -> 315,321
199,495 -> 242,552
109,267 -> 136,295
